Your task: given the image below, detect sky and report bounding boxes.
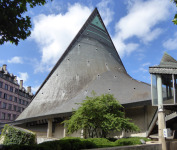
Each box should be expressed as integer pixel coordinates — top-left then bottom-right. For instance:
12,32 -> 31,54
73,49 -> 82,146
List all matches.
0,0 -> 177,94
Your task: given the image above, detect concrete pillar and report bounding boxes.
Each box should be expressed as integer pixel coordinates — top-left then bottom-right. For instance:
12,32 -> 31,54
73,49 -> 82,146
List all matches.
81,129 -> 84,138
63,122 -> 67,138
63,117 -> 68,138
47,119 -> 53,137
144,105 -> 148,132
157,75 -> 167,150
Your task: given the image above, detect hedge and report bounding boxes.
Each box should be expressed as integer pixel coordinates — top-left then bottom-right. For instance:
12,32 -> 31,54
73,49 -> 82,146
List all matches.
0,124 -> 36,145
0,134 -> 151,150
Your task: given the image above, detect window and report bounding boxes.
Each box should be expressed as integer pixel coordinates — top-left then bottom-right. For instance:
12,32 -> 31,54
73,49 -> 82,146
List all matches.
14,97 -> 17,102
22,108 -> 24,112
7,114 -> 11,120
9,95 -> 12,101
22,100 -> 25,105
5,84 -> 8,90
10,86 -> 13,92
3,103 -> 6,109
19,99 -> 21,104
26,102 -> 29,106
0,91 -> 1,98
4,93 -> 7,99
11,78 -> 13,82
13,114 -> 16,120
15,88 -> 18,94
2,113 -> 5,119
13,105 -> 16,111
8,104 -> 11,110
0,81 -> 2,88
0,72 -> 2,77
18,107 -> 21,112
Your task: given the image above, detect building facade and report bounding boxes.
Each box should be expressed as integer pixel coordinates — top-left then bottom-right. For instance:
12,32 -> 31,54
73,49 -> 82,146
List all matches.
0,64 -> 33,123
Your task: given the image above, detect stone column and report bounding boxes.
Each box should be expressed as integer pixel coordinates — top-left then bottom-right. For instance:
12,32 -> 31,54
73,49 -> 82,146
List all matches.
81,129 -> 84,138
47,119 -> 53,137
63,122 -> 67,138
63,117 -> 68,138
157,75 -> 167,150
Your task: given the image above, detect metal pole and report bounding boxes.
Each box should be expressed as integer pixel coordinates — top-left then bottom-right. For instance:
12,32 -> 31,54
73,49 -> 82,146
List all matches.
157,75 -> 167,150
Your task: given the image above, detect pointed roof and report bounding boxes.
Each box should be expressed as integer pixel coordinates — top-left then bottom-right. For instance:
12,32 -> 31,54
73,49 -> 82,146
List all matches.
159,52 -> 177,68
149,52 -> 177,74
16,8 -> 151,121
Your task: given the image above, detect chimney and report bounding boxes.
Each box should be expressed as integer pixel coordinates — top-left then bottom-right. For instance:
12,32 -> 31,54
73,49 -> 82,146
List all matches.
14,76 -> 17,81
27,86 -> 31,93
20,80 -> 23,89
3,64 -> 7,71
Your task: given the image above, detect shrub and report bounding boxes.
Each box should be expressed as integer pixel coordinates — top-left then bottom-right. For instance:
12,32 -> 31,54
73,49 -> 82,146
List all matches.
39,140 -> 61,150
106,138 -> 118,142
40,140 -> 70,150
60,137 -> 98,149
86,138 -> 115,148
3,144 -> 49,150
115,137 -> 151,146
0,124 -> 36,145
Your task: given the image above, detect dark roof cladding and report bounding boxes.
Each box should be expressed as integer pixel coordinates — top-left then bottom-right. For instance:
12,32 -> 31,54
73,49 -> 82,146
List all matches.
16,8 -> 151,121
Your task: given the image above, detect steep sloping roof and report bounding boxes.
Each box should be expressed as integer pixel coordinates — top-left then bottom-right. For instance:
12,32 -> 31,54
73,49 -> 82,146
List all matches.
159,52 -> 177,68
149,52 -> 177,74
17,8 -> 151,121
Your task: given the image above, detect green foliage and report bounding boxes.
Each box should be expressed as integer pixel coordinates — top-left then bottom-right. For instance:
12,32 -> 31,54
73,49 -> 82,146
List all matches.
59,137 -> 151,149
39,140 -> 69,150
171,0 -> 177,25
0,0 -> 52,45
115,137 -> 151,146
0,124 -> 36,145
60,137 -> 98,150
106,137 -> 118,142
63,91 -> 140,138
3,137 -> 151,150
3,144 -> 49,150
86,138 -> 115,148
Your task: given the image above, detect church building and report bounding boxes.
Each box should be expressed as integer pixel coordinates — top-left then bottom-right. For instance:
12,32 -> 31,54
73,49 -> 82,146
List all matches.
0,8 -> 162,139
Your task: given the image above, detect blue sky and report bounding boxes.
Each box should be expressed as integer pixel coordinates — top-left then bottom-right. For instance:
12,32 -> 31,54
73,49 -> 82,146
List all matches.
0,0 -> 177,94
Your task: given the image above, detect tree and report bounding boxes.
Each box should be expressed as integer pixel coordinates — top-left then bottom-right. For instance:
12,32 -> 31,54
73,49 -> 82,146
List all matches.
0,0 -> 51,45
62,91 -> 140,138
171,0 -> 177,25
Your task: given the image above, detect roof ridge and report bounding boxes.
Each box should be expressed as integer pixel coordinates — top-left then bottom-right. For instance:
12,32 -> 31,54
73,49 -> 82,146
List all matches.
31,7 -> 126,101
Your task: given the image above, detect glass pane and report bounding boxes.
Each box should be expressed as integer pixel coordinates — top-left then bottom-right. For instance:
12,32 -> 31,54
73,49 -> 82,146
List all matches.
152,74 -> 158,105
162,74 -> 174,104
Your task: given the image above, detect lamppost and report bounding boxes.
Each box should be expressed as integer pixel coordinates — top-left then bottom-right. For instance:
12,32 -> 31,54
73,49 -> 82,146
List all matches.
149,52 -> 177,150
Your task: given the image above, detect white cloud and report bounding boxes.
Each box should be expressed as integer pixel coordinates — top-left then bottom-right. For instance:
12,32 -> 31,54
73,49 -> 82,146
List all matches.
31,85 -> 40,93
7,57 -> 23,64
97,0 -> 114,26
31,3 -> 92,73
142,62 -> 150,67
142,28 -> 163,44
113,0 -> 174,57
163,32 -> 177,50
17,72 -> 29,83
